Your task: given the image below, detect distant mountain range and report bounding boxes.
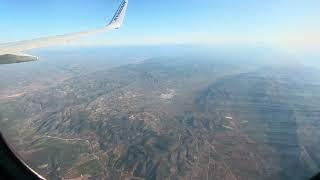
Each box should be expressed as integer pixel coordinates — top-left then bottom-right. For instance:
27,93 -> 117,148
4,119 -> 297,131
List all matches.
1,50 -> 320,179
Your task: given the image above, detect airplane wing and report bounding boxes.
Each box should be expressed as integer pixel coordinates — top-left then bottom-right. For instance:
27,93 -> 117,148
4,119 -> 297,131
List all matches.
0,0 -> 128,65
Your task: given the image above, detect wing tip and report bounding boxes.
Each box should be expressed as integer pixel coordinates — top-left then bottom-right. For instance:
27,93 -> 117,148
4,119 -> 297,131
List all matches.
108,0 -> 128,28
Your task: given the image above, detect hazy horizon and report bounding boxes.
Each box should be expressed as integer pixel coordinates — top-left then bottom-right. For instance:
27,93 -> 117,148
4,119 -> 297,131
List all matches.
1,0 -> 319,53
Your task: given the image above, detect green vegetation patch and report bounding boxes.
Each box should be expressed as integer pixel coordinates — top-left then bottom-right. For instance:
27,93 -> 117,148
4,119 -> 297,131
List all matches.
28,137 -> 89,173
77,159 -> 103,176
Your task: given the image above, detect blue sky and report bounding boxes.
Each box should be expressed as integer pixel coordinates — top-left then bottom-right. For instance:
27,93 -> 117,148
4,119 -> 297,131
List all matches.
0,0 -> 319,51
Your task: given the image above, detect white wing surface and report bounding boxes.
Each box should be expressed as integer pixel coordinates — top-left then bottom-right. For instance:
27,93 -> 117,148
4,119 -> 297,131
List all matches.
0,0 -> 128,64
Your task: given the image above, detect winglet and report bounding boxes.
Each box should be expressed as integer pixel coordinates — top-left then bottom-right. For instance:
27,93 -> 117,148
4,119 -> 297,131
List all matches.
108,0 -> 128,29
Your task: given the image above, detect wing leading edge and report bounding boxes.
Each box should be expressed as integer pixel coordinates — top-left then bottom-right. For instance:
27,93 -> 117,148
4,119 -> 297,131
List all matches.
0,0 -> 128,65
